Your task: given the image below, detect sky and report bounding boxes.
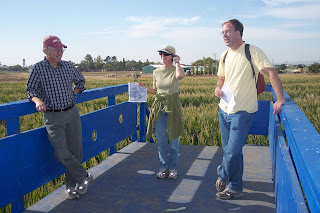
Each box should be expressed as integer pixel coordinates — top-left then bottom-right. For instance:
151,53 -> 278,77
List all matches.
1,0 -> 320,67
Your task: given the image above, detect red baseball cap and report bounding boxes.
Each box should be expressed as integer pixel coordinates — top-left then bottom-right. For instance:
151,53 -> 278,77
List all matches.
43,35 -> 67,49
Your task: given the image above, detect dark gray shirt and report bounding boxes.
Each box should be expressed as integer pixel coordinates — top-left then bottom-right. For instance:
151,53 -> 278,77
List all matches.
26,58 -> 85,110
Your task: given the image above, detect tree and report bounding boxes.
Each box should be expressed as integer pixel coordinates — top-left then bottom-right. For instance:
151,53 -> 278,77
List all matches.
191,64 -> 195,75
208,59 -> 213,75
94,55 -> 104,70
195,62 -> 199,75
308,63 -> 320,74
8,65 -> 24,71
83,54 -> 94,70
104,56 -> 111,64
122,58 -> 126,70
280,64 -> 287,70
111,56 -> 117,64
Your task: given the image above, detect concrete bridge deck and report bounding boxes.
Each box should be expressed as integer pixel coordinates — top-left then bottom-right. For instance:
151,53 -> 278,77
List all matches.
25,142 -> 275,213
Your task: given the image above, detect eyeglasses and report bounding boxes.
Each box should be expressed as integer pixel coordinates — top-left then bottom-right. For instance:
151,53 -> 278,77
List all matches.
220,30 -> 236,35
159,52 -> 171,56
47,47 -> 65,53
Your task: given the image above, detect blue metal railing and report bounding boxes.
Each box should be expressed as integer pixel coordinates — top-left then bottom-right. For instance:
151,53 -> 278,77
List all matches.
0,84 -> 319,213
268,85 -> 320,212
0,84 -> 147,213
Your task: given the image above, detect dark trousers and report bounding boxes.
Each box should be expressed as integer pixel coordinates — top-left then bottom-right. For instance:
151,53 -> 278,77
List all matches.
43,105 -> 86,187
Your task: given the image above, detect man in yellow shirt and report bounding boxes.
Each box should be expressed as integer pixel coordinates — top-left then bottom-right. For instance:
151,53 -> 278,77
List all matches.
214,19 -> 285,199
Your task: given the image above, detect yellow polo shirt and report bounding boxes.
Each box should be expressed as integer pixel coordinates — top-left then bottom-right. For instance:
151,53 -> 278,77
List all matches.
217,42 -> 273,114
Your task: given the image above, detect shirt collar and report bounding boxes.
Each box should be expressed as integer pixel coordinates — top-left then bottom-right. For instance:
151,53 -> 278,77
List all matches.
42,57 -> 64,68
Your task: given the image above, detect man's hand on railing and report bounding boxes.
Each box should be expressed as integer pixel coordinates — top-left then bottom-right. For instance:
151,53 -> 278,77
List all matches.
31,97 -> 46,112
273,100 -> 284,114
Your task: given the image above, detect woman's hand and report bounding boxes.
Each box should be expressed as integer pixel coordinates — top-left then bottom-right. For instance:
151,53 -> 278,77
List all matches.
173,55 -> 180,63
136,81 -> 145,87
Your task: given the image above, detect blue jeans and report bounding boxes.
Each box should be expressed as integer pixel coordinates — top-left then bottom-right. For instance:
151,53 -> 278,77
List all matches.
155,111 -> 179,171
217,108 -> 254,192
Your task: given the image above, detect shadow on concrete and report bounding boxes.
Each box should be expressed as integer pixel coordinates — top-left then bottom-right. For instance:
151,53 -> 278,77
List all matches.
25,143 -> 275,213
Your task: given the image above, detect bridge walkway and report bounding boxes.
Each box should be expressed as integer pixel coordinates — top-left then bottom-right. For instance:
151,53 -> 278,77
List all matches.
25,142 -> 275,213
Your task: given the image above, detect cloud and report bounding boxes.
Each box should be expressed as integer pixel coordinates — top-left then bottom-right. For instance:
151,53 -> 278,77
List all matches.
262,0 -> 315,7
182,16 -> 201,25
277,21 -> 312,28
161,26 -> 218,41
124,16 -> 201,38
126,16 -> 200,25
263,2 -> 320,19
80,31 -> 114,35
245,27 -> 320,40
126,21 -> 162,38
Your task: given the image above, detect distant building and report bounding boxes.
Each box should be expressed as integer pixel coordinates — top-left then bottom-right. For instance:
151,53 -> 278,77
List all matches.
0,62 -> 9,69
75,66 -> 88,72
142,64 -> 191,74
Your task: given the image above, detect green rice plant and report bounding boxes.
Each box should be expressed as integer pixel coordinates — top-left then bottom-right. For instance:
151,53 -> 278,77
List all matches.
1,73 -> 320,213
180,103 -> 221,146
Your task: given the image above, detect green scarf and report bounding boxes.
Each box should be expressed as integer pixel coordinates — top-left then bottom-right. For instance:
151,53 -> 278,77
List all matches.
147,92 -> 184,141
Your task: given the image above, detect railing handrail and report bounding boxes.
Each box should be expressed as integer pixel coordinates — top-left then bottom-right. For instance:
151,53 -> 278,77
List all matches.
0,84 -> 146,213
0,84 -> 129,121
1,83 -> 319,212
270,86 -> 320,212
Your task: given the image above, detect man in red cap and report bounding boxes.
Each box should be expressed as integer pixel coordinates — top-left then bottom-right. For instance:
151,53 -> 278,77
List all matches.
26,35 -> 93,200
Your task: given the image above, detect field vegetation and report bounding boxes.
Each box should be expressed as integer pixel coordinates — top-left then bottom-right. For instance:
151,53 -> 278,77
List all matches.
0,71 -> 319,212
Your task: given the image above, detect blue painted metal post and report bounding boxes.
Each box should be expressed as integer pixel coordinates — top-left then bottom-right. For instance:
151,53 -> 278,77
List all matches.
139,102 -> 146,142
11,199 -> 25,213
108,95 -> 117,155
144,106 -> 155,143
6,117 -> 25,212
6,117 -> 20,136
268,102 -> 277,185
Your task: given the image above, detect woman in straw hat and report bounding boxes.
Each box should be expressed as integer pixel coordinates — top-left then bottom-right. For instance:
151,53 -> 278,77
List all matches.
136,45 -> 185,179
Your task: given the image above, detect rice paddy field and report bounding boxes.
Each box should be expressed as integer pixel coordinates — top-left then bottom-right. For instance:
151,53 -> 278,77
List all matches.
0,71 -> 319,212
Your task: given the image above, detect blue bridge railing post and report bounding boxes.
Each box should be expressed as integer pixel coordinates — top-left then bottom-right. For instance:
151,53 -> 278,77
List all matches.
6,117 -> 20,136
108,95 -> 117,155
139,102 -> 146,142
5,113 -> 25,212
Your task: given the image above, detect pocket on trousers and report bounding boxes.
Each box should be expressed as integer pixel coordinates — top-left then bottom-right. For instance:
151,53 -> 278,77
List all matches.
43,113 -> 54,126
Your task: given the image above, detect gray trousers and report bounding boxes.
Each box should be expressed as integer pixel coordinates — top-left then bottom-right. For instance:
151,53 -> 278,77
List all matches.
43,105 -> 86,187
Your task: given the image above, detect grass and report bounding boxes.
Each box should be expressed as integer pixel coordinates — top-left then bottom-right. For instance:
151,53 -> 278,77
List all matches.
0,72 -> 319,212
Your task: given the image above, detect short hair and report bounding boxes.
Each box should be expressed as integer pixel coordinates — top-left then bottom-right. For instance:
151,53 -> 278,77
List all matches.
222,19 -> 244,37
43,46 -> 51,54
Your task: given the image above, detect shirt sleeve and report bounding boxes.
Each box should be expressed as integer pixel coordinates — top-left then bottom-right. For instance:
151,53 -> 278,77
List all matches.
217,51 -> 227,77
153,71 -> 157,89
26,66 -> 41,100
72,65 -> 86,92
250,45 -> 273,73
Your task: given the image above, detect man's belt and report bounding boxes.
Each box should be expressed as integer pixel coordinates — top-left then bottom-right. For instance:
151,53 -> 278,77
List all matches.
47,104 -> 74,112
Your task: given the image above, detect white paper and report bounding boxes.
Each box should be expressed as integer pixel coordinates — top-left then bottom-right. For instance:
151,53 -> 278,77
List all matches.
221,85 -> 235,114
128,83 -> 147,102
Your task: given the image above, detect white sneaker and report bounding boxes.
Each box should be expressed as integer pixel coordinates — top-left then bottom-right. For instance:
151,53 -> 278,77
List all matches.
76,173 -> 93,194
66,186 -> 80,200
168,170 -> 177,180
